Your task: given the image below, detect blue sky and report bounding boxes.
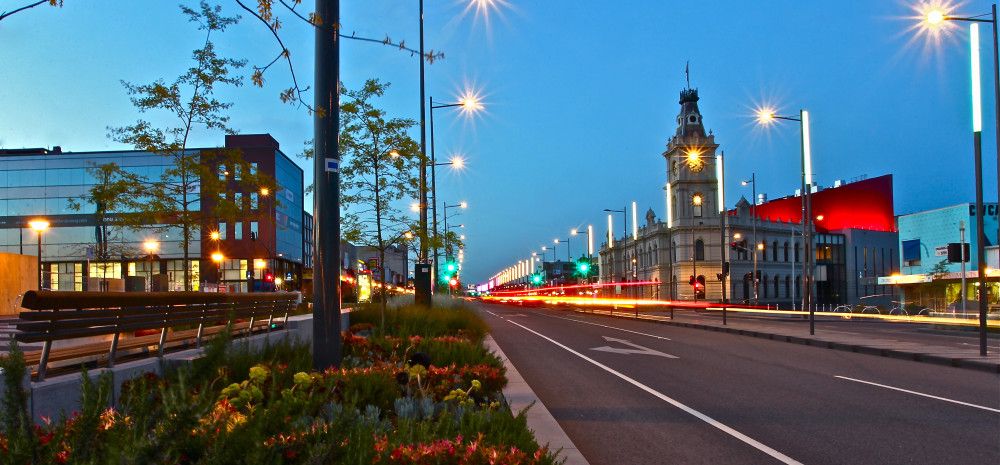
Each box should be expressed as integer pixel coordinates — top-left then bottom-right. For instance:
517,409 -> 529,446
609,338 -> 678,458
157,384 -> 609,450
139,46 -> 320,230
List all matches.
1,1 -> 997,284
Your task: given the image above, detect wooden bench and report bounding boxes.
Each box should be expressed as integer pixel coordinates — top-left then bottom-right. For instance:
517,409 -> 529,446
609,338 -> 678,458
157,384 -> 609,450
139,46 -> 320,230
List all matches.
15,291 -> 300,381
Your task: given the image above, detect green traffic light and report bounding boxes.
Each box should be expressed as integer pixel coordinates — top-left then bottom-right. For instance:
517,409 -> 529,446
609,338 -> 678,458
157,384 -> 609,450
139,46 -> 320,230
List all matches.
531,274 -> 543,285
445,261 -> 457,273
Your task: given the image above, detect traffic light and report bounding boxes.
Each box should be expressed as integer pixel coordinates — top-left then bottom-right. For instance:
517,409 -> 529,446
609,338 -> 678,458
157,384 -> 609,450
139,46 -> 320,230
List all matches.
722,261 -> 730,276
530,273 -> 544,285
695,275 -> 706,299
575,258 -> 591,277
729,239 -> 748,251
445,260 -> 458,273
264,270 -> 275,282
688,275 -> 696,285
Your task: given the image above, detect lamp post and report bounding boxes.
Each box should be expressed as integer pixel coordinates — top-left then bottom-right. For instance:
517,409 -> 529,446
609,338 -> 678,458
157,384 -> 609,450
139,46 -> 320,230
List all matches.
143,240 -> 158,292
756,107 -> 815,335
717,152 -> 728,324
921,6 -> 994,356
555,238 -> 570,262
442,201 -> 467,263
28,219 -> 49,290
741,174 -> 759,304
429,95 -> 478,287
211,252 -> 225,290
604,207 -> 627,282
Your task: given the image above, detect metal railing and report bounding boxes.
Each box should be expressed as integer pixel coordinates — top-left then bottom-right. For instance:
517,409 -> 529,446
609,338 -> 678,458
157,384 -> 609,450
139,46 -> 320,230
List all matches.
15,291 -> 300,381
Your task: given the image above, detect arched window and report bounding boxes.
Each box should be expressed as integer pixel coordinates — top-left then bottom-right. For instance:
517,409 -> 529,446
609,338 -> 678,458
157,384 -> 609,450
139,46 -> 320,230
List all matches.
773,275 -> 780,298
694,239 -> 705,261
795,243 -> 801,262
783,242 -> 789,262
785,276 -> 791,298
772,241 -> 778,261
762,274 -> 768,298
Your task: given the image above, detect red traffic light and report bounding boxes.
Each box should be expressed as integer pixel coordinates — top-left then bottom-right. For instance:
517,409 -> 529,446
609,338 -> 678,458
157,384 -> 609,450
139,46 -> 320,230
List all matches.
264,272 -> 275,282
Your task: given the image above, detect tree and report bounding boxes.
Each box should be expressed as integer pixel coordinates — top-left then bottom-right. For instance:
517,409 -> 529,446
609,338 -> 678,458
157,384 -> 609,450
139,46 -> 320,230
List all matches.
66,162 -> 146,276
340,79 -> 420,318
108,1 -> 274,290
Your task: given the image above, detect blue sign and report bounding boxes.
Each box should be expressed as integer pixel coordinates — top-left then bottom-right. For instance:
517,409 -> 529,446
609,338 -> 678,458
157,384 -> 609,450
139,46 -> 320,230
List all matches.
325,158 -> 340,173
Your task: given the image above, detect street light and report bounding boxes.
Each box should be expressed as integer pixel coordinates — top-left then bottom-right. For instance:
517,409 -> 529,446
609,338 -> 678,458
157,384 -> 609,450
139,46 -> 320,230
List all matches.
754,106 -> 816,335
28,219 -> 49,290
259,187 -> 270,197
555,238 -> 570,261
442,201 -> 467,267
143,240 -> 159,291
211,252 -> 224,289
429,93 -> 483,294
918,4 -> 995,356
741,174 -> 759,304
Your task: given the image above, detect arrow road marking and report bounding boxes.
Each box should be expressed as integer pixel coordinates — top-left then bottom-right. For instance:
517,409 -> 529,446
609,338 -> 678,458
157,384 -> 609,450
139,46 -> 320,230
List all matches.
591,336 -> 678,358
539,312 -> 672,340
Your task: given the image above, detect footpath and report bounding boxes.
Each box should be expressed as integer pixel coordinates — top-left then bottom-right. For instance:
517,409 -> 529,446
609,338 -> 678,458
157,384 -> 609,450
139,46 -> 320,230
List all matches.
566,307 -> 1000,373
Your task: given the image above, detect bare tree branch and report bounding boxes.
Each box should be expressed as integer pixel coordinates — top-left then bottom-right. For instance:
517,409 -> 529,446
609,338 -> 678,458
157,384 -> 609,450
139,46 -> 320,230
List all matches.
0,0 -> 61,23
233,0 -> 314,113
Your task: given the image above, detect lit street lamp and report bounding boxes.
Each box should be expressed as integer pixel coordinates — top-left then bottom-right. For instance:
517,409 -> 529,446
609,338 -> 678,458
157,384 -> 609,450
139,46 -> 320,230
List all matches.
756,106 -> 816,335
442,201 -> 467,267
143,240 -> 159,291
211,252 -> 225,289
28,219 -> 49,290
919,5 -> 995,356
429,93 -> 481,296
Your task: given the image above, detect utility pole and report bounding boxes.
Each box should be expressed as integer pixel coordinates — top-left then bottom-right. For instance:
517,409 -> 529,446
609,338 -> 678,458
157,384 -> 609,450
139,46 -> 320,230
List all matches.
312,0 -> 342,370
960,220 -> 967,314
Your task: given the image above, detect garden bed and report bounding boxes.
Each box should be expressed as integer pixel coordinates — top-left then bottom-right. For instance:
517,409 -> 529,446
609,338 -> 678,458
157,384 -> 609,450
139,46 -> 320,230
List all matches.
0,303 -> 561,465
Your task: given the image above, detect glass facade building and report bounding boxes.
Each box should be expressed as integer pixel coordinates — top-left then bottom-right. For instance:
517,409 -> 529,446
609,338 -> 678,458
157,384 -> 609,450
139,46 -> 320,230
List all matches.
0,134 -> 304,292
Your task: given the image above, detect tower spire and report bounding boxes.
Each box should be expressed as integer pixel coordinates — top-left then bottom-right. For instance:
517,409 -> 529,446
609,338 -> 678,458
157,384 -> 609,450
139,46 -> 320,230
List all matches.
685,61 -> 690,89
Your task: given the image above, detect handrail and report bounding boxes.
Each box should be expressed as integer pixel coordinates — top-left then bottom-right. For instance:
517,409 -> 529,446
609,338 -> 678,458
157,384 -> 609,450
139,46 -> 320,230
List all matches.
15,291 -> 301,380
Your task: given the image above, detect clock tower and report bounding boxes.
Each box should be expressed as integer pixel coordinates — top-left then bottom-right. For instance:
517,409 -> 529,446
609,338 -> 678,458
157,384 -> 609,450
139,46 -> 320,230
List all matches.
664,88 -> 720,227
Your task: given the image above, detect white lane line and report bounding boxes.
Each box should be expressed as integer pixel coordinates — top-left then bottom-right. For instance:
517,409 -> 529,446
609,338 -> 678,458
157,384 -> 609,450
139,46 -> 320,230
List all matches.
539,312 -> 672,340
834,376 -> 1000,414
502,317 -> 802,465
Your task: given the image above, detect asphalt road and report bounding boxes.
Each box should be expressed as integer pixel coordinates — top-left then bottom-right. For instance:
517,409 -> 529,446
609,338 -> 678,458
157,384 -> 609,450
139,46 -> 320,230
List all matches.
476,301 -> 1000,465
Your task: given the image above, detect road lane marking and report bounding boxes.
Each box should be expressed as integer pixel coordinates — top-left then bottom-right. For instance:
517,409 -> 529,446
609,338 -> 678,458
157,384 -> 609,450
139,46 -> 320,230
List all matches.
834,376 -> 1000,414
501,317 -> 803,465
591,336 -> 678,358
539,312 -> 672,340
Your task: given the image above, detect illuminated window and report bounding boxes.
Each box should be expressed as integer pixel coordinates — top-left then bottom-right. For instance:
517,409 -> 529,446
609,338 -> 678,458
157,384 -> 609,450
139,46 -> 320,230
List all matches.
692,193 -> 703,218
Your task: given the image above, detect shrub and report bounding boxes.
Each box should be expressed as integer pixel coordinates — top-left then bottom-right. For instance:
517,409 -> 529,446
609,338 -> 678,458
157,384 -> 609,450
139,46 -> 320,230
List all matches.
350,302 -> 489,342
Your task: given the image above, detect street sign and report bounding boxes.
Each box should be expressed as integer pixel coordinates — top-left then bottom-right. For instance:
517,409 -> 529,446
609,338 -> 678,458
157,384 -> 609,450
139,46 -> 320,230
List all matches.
324,158 -> 340,173
935,246 -> 948,257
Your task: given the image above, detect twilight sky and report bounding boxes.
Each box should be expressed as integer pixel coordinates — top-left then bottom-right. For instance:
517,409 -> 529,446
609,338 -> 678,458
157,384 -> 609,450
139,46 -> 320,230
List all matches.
1,0 -> 997,284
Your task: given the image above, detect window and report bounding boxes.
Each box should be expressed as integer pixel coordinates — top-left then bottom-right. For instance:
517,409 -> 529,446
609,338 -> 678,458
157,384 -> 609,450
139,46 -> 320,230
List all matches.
219,222 -> 227,240
234,221 -> 243,240
785,276 -> 791,298
795,243 -> 800,262
694,239 -> 705,261
218,165 -> 228,181
692,193 -> 703,218
783,242 -> 789,262
774,275 -> 780,298
250,192 -> 259,210
234,192 -> 243,211
762,274 -> 768,298
250,162 -> 258,176
250,221 -> 259,240
760,242 -> 766,262
772,241 -> 778,261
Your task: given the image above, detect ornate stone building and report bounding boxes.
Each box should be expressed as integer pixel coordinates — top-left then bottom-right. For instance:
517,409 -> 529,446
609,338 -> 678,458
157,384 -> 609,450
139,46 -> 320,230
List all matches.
598,86 -> 900,307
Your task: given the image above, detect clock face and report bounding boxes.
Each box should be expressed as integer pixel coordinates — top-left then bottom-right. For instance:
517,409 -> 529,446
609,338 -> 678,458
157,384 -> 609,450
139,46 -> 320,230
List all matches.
685,151 -> 705,172
687,155 -> 705,173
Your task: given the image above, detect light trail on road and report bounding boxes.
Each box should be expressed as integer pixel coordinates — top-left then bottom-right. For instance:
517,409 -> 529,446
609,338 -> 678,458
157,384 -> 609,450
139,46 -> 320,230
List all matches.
480,293 -> 999,329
